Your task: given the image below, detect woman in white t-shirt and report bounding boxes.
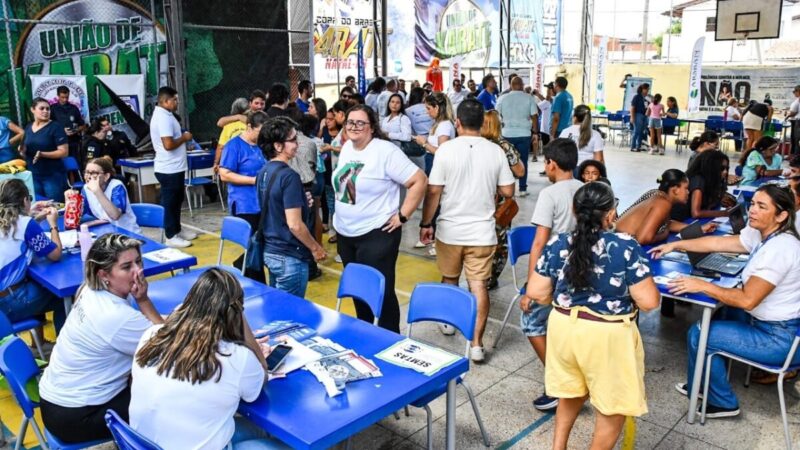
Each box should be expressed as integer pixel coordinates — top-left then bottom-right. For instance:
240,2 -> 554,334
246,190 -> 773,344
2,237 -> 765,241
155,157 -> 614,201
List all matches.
40,233 -> 164,443
650,185 -> 800,419
130,268 -> 283,450
559,104 -> 604,165
412,92 -> 455,172
332,105 -> 427,332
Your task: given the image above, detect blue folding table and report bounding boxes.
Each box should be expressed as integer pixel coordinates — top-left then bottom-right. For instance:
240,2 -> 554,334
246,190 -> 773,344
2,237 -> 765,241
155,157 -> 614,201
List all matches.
239,289 -> 469,450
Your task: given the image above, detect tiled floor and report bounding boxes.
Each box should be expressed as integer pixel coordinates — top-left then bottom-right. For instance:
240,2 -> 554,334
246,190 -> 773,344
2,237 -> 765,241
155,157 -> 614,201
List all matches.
3,138 -> 798,449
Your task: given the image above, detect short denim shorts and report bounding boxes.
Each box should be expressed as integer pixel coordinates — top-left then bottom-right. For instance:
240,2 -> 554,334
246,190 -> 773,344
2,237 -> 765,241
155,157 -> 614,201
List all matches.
521,302 -> 553,337
648,118 -> 662,129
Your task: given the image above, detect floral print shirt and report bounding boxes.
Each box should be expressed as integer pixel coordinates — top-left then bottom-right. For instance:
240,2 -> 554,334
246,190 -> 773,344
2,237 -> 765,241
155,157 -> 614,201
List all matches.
535,231 -> 652,315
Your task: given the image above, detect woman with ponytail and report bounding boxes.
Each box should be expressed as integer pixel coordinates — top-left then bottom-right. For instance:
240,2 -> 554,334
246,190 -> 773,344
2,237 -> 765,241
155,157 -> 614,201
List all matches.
559,104 -> 604,165
686,130 -> 719,168
650,185 -> 800,419
527,182 -> 660,449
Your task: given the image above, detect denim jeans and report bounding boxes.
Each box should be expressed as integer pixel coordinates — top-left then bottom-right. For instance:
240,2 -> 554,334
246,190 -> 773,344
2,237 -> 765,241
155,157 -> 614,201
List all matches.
264,252 -> 309,298
33,173 -> 67,202
424,152 -> 435,176
155,171 -> 185,239
0,279 -> 65,332
506,136 -> 531,192
631,113 -> 647,150
686,307 -> 800,409
229,416 -> 291,449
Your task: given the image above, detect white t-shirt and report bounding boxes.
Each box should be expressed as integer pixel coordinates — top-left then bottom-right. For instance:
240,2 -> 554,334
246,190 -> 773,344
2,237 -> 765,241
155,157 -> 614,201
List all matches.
538,100 -> 552,136
130,326 -> 265,450
448,89 -> 468,112
40,288 -> 154,407
429,136 -> 516,245
725,105 -> 741,121
150,106 -> 187,174
428,120 -> 456,149
332,138 -> 419,237
530,179 -> 583,232
559,125 -> 604,164
790,98 -> 800,116
738,226 -> 800,321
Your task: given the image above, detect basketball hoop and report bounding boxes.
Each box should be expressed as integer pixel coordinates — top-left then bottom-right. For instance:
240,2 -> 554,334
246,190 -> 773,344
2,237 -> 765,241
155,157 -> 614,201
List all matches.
735,32 -> 748,47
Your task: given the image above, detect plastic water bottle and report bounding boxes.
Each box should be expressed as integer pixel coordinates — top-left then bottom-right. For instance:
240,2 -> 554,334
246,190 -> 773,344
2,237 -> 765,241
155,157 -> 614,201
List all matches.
79,224 -> 92,261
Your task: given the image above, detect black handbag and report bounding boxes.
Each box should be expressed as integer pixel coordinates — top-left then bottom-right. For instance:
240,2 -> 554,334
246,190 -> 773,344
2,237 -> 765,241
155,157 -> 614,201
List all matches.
245,166 -> 285,272
400,140 -> 426,157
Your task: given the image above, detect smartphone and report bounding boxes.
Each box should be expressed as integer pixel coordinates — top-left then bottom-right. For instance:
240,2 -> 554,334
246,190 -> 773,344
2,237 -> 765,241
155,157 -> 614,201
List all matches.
266,344 -> 292,373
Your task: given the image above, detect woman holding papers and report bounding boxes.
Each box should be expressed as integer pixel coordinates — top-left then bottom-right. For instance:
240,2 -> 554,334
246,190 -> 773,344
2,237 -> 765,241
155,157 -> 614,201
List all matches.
527,182 -> 660,449
130,268 -> 287,449
650,184 -> 800,419
40,233 -> 163,443
73,157 -> 140,232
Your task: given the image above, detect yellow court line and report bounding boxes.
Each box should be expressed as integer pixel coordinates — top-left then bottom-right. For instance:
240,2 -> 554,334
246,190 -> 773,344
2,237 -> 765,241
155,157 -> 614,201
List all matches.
621,416 -> 637,450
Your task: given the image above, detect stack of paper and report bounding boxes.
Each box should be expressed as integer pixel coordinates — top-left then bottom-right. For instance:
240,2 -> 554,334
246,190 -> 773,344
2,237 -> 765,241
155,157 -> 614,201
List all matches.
375,338 -> 461,376
143,248 -> 193,263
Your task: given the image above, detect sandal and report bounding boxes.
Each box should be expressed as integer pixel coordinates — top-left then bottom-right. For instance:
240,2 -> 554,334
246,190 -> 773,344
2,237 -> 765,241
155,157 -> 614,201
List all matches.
328,235 -> 337,244
750,369 -> 798,385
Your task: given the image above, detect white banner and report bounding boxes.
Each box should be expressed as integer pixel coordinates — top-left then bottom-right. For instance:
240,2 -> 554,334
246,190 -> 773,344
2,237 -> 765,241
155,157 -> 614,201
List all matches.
30,75 -> 89,123
532,58 -> 545,92
687,37 -> 705,113
313,0 -> 375,85
595,36 -> 608,106
95,75 -> 146,118
699,67 -> 800,113
449,56 -> 463,88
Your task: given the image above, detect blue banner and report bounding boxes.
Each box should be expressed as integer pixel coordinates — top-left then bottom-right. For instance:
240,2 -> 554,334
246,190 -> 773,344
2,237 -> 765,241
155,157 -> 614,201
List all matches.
542,0 -> 562,63
357,30 -> 366,96
509,0 -> 544,66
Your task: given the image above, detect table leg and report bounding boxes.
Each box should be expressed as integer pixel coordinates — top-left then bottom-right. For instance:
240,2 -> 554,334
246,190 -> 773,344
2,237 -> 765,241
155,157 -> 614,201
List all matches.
137,168 -> 144,204
687,306 -> 712,424
446,378 -> 456,450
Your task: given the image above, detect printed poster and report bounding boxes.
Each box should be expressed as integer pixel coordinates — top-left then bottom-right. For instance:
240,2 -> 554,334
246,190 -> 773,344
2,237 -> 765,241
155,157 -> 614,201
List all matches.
414,0 -> 500,68
699,67 -> 800,113
30,75 -> 90,123
313,0 -> 376,85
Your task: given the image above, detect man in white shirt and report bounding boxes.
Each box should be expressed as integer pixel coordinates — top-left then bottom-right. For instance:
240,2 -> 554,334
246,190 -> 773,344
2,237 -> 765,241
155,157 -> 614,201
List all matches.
448,79 -> 468,113
496,76 -> 539,196
150,86 -> 197,248
420,99 -> 516,362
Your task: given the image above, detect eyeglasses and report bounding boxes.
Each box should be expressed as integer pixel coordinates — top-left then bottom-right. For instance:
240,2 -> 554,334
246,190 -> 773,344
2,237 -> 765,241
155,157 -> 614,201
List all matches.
345,120 -> 369,130
284,135 -> 298,143
84,170 -> 103,177
341,94 -> 352,99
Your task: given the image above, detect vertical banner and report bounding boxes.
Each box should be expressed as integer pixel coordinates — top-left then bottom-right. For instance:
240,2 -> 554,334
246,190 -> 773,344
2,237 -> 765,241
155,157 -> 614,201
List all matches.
313,0 -> 375,85
414,0 -> 500,68
357,31 -> 366,96
509,0 -> 544,66
386,0 -> 416,79
687,37 -> 705,113
449,56 -> 463,88
542,0 -> 562,63
30,76 -> 90,123
532,59 -> 545,92
595,36 -> 608,107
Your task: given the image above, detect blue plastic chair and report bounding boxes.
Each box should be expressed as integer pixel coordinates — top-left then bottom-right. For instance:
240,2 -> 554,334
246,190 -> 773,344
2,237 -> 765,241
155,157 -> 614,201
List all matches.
707,115 -> 724,121
0,337 -> 108,450
63,157 -> 84,190
104,410 -> 162,450
405,283 -> 490,449
218,216 -> 251,274
721,121 -> 744,153
184,153 -> 219,217
705,119 -> 724,133
0,309 -> 45,360
734,165 -> 743,177
701,324 -> 800,448
335,263 -> 385,325
494,226 -> 536,348
131,203 -> 165,243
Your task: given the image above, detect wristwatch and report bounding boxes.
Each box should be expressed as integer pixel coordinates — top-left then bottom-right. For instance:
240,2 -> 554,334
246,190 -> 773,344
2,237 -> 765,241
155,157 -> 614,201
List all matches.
419,222 -> 433,229
398,213 -> 408,224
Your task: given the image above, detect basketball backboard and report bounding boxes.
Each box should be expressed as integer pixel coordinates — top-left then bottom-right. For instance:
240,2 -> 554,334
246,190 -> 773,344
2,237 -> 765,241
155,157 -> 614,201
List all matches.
715,0 -> 782,41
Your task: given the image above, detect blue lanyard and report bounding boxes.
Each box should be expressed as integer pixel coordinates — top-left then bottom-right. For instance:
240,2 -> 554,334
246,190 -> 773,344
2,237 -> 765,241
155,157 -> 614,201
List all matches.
751,230 -> 781,259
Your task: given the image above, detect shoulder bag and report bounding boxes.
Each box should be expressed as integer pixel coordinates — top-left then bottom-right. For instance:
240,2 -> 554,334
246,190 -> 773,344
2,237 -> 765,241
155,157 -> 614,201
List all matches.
245,166 -> 286,272
494,197 -> 519,229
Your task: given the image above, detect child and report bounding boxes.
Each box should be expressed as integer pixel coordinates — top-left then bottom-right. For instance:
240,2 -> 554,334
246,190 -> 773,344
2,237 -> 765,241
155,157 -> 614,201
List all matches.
646,94 -> 665,155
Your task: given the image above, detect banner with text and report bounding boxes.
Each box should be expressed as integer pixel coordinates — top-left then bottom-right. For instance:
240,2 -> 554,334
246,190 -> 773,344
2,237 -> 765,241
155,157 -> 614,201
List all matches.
414,0 -> 500,68
699,67 -> 800,113
687,37 -> 705,113
508,0 -> 543,67
30,76 -> 90,123
541,0 -> 562,63
595,36 -> 608,107
313,0 -> 375,85
94,74 -> 146,141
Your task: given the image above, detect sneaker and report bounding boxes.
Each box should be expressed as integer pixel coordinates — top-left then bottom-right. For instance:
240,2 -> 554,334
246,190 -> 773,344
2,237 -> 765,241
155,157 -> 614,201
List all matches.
428,245 -> 437,256
334,254 -> 342,263
533,394 -> 559,411
701,404 -> 741,419
648,149 -> 657,155
414,240 -> 427,248
674,382 -> 703,399
517,191 -> 529,198
439,324 -> 456,335
659,147 -> 666,156
165,236 -> 191,248
469,346 -> 485,362
178,229 -> 198,240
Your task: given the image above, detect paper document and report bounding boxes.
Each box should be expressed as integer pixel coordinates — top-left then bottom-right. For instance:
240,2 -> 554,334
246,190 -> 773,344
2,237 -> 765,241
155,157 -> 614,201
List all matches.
711,217 -> 729,224
47,229 -> 78,248
143,248 -> 193,263
305,344 -> 382,396
653,270 -> 740,288
375,338 -> 461,376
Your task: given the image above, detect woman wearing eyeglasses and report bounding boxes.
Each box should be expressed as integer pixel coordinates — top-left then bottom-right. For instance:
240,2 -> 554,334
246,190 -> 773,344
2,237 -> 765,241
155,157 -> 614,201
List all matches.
332,105 -> 427,332
72,157 -> 140,232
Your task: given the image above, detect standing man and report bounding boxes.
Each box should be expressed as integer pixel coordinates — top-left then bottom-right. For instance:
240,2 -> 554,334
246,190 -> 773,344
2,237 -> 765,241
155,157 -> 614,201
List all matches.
345,75 -> 356,90
295,80 -> 314,113
788,85 -> 800,155
376,79 -> 399,119
216,90 -> 266,128
150,87 -> 197,248
629,83 -> 649,152
266,83 -> 291,118
549,76 -> 574,139
499,73 -> 517,96
398,79 -> 407,98
476,74 -> 498,111
448,78 -> 468,113
496,76 -> 538,197
533,82 -> 555,167
420,99 -> 515,362
467,79 -> 478,95
50,85 -> 86,163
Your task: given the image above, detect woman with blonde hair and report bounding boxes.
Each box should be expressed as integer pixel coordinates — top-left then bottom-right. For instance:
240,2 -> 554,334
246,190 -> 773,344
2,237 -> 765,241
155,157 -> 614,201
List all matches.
481,110 -> 524,289
130,268 -> 283,449
74,157 -> 139,232
40,233 -> 163,443
559,104 -> 604,165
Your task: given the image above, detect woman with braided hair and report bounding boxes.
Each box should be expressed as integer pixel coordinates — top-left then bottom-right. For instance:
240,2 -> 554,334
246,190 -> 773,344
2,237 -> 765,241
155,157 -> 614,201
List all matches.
527,182 -> 660,449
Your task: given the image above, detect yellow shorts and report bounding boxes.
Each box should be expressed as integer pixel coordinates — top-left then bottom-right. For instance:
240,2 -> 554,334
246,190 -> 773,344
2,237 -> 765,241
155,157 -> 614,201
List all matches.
435,240 -> 495,281
544,308 -> 648,417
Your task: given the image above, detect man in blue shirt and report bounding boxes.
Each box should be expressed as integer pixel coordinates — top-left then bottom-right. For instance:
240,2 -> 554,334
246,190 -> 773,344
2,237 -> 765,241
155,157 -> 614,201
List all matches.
476,74 -> 498,111
49,85 -> 86,161
549,77 -> 574,138
295,80 -> 313,113
629,83 -> 649,152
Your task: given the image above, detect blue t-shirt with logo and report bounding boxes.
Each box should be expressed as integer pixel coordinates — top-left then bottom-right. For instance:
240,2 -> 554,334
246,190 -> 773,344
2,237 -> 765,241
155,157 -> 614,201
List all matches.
220,136 -> 267,214
256,161 -> 312,262
551,90 -> 574,136
477,89 -> 497,111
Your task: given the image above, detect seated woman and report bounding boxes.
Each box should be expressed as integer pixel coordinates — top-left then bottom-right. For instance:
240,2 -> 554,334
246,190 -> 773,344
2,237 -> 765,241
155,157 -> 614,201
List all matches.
39,234 -> 163,443
577,159 -> 609,185
671,150 -> 736,222
650,185 -> 800,418
527,182 -> 660,448
76,157 -> 140,232
130,268 -> 286,449
740,136 -> 782,185
617,169 -> 716,246
0,179 -> 64,338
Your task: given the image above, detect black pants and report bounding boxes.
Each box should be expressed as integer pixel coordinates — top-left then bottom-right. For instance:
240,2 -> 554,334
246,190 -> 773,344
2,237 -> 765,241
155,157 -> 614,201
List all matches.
337,227 -> 402,333
155,171 -> 185,239
231,208 -> 267,283
41,385 -> 131,443
792,119 -> 800,155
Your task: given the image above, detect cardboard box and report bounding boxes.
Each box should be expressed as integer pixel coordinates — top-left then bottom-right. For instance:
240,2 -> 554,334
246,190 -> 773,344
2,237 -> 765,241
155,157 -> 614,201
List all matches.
127,179 -> 160,204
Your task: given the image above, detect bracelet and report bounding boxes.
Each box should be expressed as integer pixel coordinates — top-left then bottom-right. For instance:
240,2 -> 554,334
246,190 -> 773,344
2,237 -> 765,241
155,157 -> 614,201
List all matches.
419,222 -> 433,229
50,226 -> 58,232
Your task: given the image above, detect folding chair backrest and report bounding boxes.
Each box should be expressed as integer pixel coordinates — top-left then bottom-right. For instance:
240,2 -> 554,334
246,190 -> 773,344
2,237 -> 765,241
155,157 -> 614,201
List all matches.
104,410 -> 162,450
131,203 -> 165,229
725,121 -> 743,132
0,310 -> 14,340
218,216 -> 252,268
63,156 -> 81,173
735,165 -> 743,177
188,153 -> 214,172
337,263 -> 385,321
662,118 -> 679,128
0,337 -> 40,418
407,283 -> 477,345
507,226 -> 536,266
707,115 -> 724,121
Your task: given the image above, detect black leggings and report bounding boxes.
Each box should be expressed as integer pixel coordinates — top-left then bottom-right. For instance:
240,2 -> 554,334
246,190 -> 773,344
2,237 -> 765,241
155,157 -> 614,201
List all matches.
337,227 -> 402,333
41,385 -> 131,443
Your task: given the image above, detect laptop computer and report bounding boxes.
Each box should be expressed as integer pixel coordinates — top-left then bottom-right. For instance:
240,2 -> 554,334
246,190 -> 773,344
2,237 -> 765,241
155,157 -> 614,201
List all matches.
679,222 -> 747,276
